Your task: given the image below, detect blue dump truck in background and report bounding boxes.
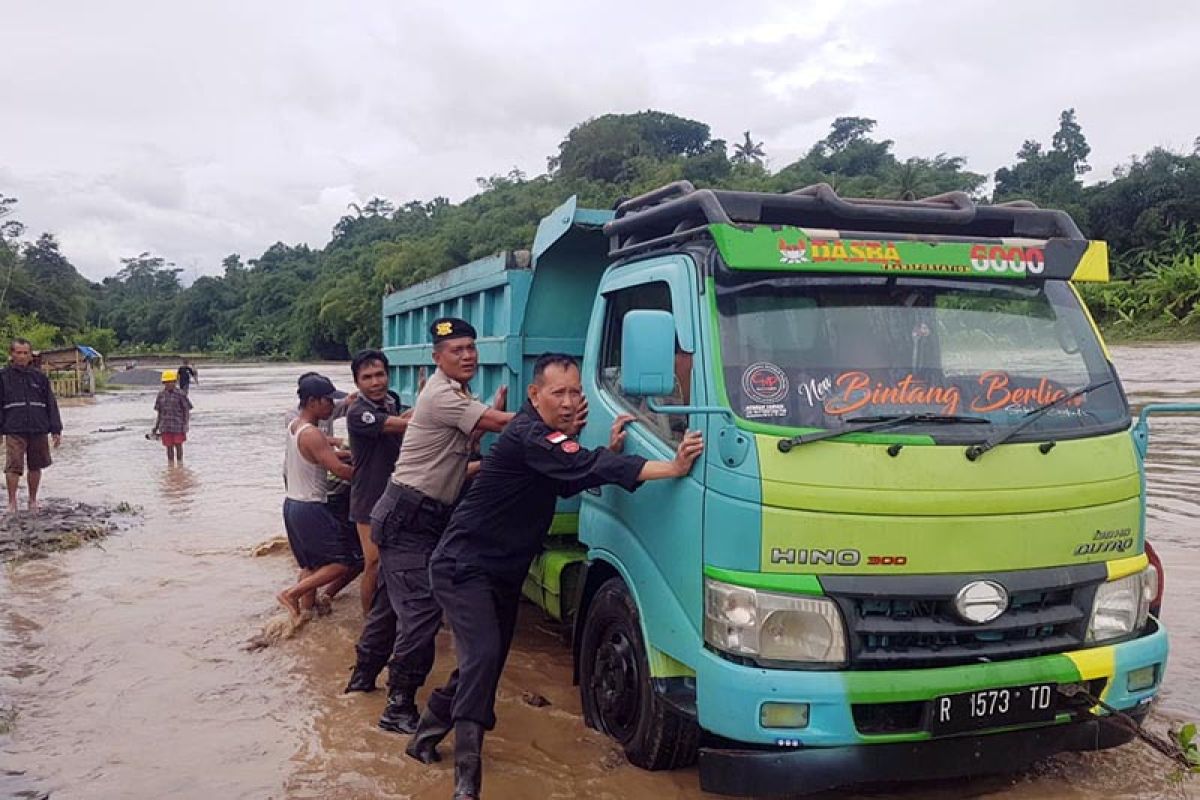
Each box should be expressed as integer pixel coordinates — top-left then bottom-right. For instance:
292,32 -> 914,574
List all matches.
381,182 -> 1197,796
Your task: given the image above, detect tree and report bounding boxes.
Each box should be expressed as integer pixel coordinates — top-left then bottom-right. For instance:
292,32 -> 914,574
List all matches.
824,117 -> 878,153
1051,108 -> 1091,176
0,194 -> 21,315
550,111 -> 713,182
362,197 -> 396,218
993,109 -> 1091,205
0,193 -> 23,241
682,139 -> 733,184
1083,146 -> 1200,275
98,253 -> 183,345
171,274 -> 236,350
889,155 -> 984,200
779,117 -> 896,188
731,131 -> 766,166
19,233 -> 90,331
0,312 -> 59,353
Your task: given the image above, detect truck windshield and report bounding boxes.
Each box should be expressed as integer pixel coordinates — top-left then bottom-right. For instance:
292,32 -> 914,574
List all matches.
714,275 -> 1128,442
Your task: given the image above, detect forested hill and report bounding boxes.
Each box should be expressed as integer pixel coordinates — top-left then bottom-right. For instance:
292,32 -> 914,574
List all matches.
3,109 -> 1200,358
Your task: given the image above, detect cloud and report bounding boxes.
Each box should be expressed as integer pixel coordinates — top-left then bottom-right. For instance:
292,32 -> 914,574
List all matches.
1,0 -> 1198,279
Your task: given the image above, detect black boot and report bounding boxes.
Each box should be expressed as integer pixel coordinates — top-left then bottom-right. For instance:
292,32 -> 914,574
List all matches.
343,663 -> 380,694
404,707 -> 453,764
377,686 -> 420,734
452,721 -> 484,800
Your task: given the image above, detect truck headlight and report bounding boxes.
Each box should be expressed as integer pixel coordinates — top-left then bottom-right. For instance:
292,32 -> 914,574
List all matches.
704,578 -> 847,665
1087,569 -> 1151,643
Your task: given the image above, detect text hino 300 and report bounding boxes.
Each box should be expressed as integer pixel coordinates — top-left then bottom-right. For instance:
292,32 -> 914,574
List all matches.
381,182 -> 1198,796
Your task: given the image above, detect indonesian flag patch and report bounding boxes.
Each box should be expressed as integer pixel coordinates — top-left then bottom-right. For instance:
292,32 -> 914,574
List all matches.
546,432 -> 568,445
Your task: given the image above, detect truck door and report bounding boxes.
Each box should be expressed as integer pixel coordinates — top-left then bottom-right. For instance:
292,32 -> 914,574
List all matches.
581,257 -> 708,644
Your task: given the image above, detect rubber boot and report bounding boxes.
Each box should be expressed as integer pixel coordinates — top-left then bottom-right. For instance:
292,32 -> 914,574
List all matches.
452,721 -> 484,800
377,686 -> 420,734
404,707 -> 453,764
343,663 -> 380,694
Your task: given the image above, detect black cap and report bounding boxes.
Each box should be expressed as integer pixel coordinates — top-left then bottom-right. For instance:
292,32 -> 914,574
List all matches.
430,317 -> 477,344
297,371 -> 346,400
297,373 -> 340,402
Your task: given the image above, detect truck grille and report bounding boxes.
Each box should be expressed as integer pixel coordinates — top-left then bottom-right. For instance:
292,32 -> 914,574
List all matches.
822,565 -> 1106,669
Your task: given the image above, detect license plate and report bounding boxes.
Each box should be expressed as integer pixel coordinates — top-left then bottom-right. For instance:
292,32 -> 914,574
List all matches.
928,683 -> 1057,735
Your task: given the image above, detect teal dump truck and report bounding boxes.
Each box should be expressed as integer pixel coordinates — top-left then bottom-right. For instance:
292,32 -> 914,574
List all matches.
382,182 -> 1197,796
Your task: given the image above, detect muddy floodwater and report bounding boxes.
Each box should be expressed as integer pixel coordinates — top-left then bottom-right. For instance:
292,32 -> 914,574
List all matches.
0,348 -> 1197,800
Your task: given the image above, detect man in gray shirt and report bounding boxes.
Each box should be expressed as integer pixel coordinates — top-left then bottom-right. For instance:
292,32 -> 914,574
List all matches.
371,317 -> 513,735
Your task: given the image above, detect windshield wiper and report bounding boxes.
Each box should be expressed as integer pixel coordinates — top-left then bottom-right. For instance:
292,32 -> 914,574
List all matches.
964,379 -> 1114,461
777,413 -> 990,453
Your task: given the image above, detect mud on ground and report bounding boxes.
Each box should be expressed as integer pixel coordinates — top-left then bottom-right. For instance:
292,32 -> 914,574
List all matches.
0,499 -> 138,563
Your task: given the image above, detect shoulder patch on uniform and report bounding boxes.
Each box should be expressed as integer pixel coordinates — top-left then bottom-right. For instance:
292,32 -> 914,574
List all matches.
561,440 -> 580,454
546,432 -> 568,444
361,411 -> 375,425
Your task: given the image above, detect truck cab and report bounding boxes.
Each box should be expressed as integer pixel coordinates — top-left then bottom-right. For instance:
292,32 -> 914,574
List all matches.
383,182 -> 1196,796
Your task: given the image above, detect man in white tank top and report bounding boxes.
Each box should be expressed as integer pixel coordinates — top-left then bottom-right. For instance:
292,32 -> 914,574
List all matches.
277,374 -> 356,620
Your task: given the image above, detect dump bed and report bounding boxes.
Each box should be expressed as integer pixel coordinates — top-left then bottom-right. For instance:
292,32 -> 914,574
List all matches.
381,196 -> 613,407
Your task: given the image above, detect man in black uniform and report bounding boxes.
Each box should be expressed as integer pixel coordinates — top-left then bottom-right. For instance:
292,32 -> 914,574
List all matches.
344,349 -> 410,693
371,318 -> 514,733
405,353 -> 704,800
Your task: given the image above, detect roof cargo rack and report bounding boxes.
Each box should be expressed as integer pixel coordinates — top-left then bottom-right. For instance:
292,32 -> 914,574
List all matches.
603,181 -> 1083,259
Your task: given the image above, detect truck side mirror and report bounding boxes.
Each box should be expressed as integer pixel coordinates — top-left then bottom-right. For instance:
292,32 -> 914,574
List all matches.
621,310 -> 676,397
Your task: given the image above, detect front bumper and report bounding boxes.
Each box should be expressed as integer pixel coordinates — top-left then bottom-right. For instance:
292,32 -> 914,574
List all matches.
699,704 -> 1147,797
690,622 -> 1166,795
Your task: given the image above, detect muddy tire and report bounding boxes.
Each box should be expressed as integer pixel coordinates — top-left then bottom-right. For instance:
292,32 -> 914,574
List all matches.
579,577 -> 699,770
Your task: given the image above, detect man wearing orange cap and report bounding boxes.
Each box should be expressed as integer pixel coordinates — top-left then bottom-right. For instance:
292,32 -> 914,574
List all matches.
153,369 -> 193,464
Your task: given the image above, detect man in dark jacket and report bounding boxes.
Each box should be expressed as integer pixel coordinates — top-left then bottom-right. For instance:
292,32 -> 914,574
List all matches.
404,353 -> 703,800
1,338 -> 63,513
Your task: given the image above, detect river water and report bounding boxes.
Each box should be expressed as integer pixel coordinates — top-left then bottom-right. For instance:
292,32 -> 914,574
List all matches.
0,347 -> 1196,800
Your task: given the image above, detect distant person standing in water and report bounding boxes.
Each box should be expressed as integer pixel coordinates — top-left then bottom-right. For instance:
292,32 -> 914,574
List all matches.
0,338 -> 62,513
153,369 -> 193,464
176,359 -> 198,396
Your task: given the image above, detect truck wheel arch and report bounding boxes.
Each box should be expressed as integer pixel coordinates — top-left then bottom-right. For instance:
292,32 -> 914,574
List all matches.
572,557 -> 624,686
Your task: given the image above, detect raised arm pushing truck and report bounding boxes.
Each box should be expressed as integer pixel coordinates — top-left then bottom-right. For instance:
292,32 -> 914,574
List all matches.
381,181 -> 1199,796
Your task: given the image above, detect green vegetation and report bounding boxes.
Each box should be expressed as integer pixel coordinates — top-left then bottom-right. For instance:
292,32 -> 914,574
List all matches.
1175,722 -> 1200,781
1078,252 -> 1200,341
2,109 -> 1199,358
0,704 -> 15,735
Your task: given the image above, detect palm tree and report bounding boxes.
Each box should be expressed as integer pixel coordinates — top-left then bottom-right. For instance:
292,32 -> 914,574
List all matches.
732,131 -> 766,166
893,158 -> 927,201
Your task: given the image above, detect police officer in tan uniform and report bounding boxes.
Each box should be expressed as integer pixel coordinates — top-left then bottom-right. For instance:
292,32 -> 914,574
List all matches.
370,317 -> 514,734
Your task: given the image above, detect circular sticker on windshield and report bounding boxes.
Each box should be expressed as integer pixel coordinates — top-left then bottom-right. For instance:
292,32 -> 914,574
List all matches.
742,362 -> 789,404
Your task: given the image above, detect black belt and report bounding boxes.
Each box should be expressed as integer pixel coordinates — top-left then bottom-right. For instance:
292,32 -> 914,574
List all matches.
374,482 -> 453,552
391,483 -> 452,519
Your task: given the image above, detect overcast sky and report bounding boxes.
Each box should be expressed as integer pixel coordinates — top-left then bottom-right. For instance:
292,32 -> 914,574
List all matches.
2,0 -> 1198,282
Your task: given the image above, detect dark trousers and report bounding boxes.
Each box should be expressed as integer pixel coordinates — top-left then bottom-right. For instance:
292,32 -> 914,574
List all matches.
378,545 -> 442,690
426,557 -> 525,730
354,577 -> 397,675
370,482 -> 453,692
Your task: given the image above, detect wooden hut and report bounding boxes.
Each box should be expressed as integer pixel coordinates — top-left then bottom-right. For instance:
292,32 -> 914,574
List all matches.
36,345 -> 104,397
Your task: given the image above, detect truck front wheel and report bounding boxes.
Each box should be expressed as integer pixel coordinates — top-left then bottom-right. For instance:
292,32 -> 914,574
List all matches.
579,577 -> 698,770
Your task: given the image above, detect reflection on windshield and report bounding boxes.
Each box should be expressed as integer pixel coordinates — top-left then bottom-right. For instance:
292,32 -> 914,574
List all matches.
716,276 -> 1128,441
